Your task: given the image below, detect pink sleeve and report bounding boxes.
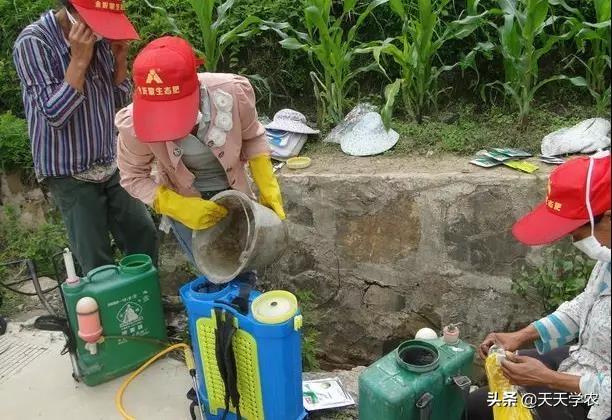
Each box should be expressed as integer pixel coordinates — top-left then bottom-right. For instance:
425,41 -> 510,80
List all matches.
235,77 -> 271,160
115,108 -> 159,206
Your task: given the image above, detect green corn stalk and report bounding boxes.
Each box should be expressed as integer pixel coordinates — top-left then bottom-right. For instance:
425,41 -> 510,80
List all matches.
358,0 -> 489,126
563,0 -> 611,115
188,0 -> 290,72
482,0 -> 586,125
279,0 -> 390,126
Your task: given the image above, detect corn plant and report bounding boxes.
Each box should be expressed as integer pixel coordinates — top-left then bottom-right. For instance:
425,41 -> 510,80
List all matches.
279,0 -> 389,126
564,0 -> 611,114
483,0 -> 586,125
359,0 -> 489,125
188,0 -> 289,72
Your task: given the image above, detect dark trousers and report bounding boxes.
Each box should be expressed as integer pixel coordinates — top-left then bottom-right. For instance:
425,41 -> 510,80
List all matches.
45,171 -> 158,275
466,347 -> 590,420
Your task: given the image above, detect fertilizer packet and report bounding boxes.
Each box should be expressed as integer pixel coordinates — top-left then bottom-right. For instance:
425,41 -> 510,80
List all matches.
485,346 -> 534,420
470,156 -> 503,168
302,377 -> 355,411
483,150 -> 514,162
503,160 -> 539,173
492,148 -> 533,158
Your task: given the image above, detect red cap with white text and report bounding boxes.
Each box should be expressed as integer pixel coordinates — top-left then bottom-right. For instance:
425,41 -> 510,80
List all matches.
69,0 -> 138,40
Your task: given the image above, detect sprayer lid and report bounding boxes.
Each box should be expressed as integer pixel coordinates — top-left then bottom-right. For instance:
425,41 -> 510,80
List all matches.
251,291 -> 298,324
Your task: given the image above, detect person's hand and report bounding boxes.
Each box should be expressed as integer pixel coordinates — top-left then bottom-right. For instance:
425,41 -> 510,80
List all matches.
501,355 -> 553,388
68,22 -> 96,68
478,331 -> 526,359
248,155 -> 286,220
111,40 -> 129,62
153,186 -> 227,230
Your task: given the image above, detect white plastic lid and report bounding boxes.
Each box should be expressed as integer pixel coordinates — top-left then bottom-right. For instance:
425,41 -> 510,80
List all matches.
251,291 -> 298,324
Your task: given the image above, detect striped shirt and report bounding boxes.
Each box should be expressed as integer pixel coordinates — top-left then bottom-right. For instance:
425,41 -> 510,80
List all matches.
533,262 -> 610,420
13,11 -> 132,179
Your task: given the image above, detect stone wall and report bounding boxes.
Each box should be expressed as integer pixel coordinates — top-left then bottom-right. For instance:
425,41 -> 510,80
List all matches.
261,155 -> 548,369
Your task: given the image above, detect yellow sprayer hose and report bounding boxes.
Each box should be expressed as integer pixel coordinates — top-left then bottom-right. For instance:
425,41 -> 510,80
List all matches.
115,343 -> 195,420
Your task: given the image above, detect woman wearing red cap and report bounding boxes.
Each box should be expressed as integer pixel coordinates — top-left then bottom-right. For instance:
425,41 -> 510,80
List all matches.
13,0 -> 158,274
467,152 -> 611,420
115,36 -> 285,267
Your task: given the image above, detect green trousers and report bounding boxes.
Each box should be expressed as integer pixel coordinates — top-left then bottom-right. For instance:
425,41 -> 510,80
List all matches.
45,171 -> 159,275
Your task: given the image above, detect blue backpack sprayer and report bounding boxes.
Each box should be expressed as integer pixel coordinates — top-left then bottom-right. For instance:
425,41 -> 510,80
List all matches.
181,274 -> 306,420
181,190 -> 306,420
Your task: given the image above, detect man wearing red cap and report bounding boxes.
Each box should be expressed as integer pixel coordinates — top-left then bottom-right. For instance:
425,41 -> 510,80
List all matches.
13,0 -> 158,274
116,36 -> 285,266
467,152 -> 611,420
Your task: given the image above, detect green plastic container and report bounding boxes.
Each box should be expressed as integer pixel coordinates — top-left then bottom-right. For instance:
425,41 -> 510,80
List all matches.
359,338 -> 475,420
61,254 -> 167,386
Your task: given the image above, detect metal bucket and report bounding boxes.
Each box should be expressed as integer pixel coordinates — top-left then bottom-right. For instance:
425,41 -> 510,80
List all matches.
192,190 -> 287,284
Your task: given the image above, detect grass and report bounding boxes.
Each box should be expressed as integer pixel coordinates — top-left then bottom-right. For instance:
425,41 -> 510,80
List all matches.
295,289 -> 321,372
0,205 -> 69,317
300,101 -> 600,156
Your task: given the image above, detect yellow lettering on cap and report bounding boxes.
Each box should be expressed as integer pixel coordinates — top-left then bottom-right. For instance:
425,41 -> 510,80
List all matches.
554,202 -> 562,211
155,87 -> 163,96
164,87 -> 172,95
140,87 -> 147,96
145,69 -> 163,84
147,87 -> 155,96
95,1 -> 101,8
172,86 -> 180,94
109,2 -> 115,9
102,2 -> 108,9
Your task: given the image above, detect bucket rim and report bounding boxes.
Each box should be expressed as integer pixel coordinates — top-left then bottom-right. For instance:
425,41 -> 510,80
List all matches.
192,190 -> 259,283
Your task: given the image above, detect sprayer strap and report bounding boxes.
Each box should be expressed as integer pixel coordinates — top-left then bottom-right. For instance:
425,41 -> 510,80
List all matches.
214,309 -> 242,420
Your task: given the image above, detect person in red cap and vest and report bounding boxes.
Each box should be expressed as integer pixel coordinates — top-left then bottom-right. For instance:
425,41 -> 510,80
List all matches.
116,36 -> 285,267
466,152 -> 611,420
13,0 -> 158,274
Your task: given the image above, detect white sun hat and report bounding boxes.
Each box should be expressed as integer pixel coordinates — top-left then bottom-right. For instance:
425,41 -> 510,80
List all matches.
265,109 -> 320,135
340,112 -> 399,156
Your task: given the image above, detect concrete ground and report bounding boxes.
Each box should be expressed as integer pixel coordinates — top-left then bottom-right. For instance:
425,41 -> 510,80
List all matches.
0,321 -> 195,420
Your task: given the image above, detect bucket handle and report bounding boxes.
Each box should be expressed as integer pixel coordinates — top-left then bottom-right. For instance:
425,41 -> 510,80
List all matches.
87,265 -> 119,282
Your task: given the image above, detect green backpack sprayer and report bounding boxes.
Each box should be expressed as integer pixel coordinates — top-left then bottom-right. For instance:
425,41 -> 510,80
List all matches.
359,325 -> 475,420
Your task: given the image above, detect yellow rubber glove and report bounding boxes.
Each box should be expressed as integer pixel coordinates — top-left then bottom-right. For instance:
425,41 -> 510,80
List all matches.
152,186 -> 228,230
248,154 -> 286,220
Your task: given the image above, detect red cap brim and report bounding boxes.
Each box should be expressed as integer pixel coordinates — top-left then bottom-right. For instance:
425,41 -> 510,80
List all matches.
512,202 -> 588,246
133,88 -> 199,142
73,4 -> 139,40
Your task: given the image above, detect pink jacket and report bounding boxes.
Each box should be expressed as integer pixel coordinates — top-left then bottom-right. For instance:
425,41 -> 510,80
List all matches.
115,73 -> 270,205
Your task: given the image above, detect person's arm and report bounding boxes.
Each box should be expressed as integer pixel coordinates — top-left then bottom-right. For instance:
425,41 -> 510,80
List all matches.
531,290 -> 588,354
64,22 -> 96,92
235,76 -> 271,160
115,107 -> 227,230
13,34 -> 90,128
115,106 -> 160,205
110,40 -> 132,109
234,76 -> 285,219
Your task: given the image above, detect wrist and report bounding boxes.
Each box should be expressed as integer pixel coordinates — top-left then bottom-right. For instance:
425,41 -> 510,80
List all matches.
71,57 -> 90,71
517,324 -> 539,344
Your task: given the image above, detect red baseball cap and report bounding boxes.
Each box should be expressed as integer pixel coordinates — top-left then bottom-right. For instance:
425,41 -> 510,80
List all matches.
132,37 -> 202,142
513,152 -> 611,246
69,0 -> 138,40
